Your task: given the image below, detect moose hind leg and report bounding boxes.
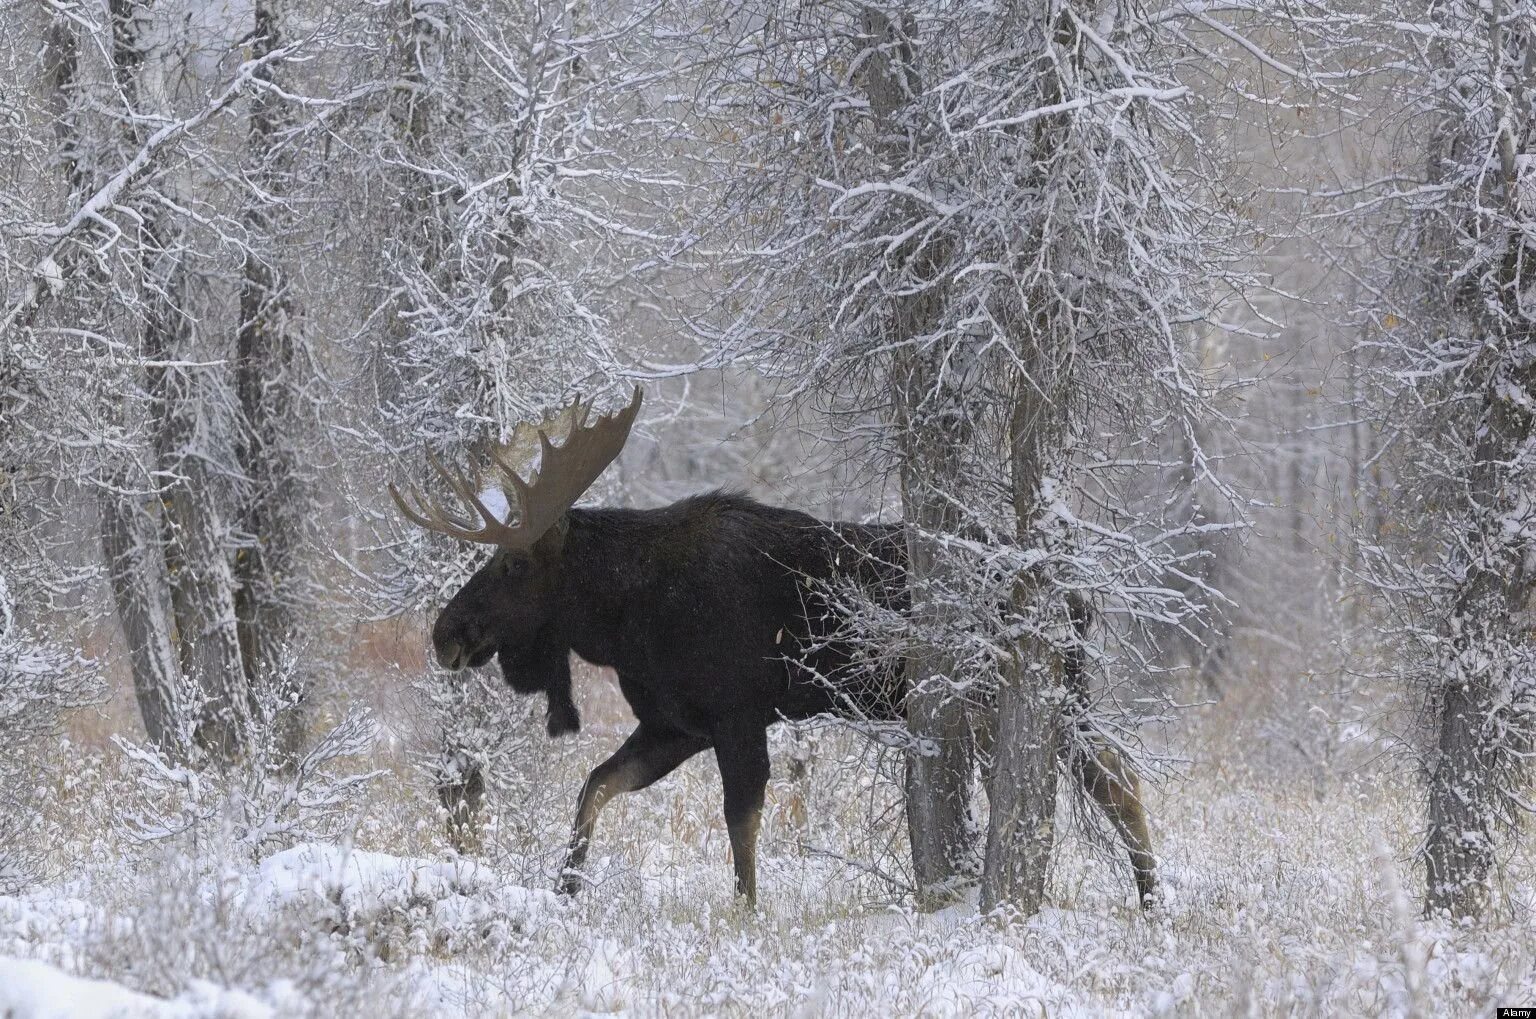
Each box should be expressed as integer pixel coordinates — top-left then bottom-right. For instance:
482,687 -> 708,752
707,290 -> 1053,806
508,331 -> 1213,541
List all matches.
559,725 -> 707,895
1074,745 -> 1157,907
713,727 -> 770,906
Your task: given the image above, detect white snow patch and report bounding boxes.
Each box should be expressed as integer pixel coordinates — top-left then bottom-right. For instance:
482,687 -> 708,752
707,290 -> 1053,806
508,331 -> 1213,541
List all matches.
0,889 -> 110,966
236,843 -> 558,930
0,957 -> 274,1019
578,937 -> 633,1013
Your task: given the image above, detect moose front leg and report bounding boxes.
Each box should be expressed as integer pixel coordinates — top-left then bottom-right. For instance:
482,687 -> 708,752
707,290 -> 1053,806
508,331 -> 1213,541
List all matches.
713,726 -> 771,906
560,724 -> 707,895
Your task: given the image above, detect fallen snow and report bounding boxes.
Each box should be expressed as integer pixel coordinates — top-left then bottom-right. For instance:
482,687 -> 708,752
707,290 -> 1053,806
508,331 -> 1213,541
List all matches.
238,843 -> 557,931
0,957 -> 275,1019
3,716 -> 1534,1017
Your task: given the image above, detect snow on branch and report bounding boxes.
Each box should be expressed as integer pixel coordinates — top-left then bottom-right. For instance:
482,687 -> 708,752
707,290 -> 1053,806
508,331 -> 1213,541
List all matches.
1,44 -> 298,336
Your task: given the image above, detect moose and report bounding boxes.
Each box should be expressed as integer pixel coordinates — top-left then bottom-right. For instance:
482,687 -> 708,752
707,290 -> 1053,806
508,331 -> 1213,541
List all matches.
390,388 -> 1156,907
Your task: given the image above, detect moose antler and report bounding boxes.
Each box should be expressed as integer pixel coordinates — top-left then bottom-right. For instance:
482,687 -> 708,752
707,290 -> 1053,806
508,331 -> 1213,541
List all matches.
388,387 -> 643,549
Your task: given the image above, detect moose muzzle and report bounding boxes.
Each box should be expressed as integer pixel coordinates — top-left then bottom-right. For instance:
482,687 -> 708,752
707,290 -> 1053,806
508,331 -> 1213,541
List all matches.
433,634 -> 495,671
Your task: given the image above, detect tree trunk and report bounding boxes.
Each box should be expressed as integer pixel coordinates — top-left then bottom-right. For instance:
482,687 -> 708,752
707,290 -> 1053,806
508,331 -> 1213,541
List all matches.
68,3 -> 235,759
1417,17 -> 1536,910
856,2 -> 979,909
145,2 -> 251,764
99,485 -> 186,753
382,0 -> 486,851
977,3 -> 1083,918
981,625 -> 1062,915
1424,396 -> 1533,918
144,243 -> 250,765
52,9 -> 186,755
235,0 -> 308,764
47,15 -> 190,751
897,381 -> 979,905
980,366 -> 1063,915
1424,673 -> 1497,917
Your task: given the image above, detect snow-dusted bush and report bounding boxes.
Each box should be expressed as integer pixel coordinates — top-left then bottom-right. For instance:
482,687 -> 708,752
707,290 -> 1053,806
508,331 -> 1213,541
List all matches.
0,575 -> 102,893
111,661 -> 384,858
112,720 -> 381,858
0,580 -> 96,744
5,713 -> 1532,1017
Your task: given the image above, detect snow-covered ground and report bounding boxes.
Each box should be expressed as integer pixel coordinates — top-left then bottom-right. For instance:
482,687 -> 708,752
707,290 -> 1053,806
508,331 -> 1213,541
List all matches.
3,697 -> 1534,1018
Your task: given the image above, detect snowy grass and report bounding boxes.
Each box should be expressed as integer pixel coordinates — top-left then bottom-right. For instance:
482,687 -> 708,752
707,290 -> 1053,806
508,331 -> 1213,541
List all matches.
3,668 -> 1534,1017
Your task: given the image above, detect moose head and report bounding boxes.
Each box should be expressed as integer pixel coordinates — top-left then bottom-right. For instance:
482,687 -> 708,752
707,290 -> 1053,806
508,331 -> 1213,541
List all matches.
388,388 -> 643,735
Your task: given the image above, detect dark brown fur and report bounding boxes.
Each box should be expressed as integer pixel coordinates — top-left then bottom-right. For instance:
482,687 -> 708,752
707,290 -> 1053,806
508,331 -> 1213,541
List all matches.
428,491 -> 1155,906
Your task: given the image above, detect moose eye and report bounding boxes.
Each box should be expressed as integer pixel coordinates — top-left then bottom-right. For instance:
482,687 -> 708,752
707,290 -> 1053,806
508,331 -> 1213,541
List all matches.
499,555 -> 528,578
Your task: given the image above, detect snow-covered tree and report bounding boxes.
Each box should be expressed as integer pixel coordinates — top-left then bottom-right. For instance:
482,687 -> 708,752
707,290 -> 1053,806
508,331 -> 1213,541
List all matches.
681,0 -> 1256,912
232,0 -> 320,763
1348,0 -> 1536,920
5,2 -> 334,767
334,0 -> 680,850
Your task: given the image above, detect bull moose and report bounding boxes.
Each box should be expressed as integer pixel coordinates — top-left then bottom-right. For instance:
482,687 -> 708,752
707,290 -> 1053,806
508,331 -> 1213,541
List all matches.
390,388 -> 1155,907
